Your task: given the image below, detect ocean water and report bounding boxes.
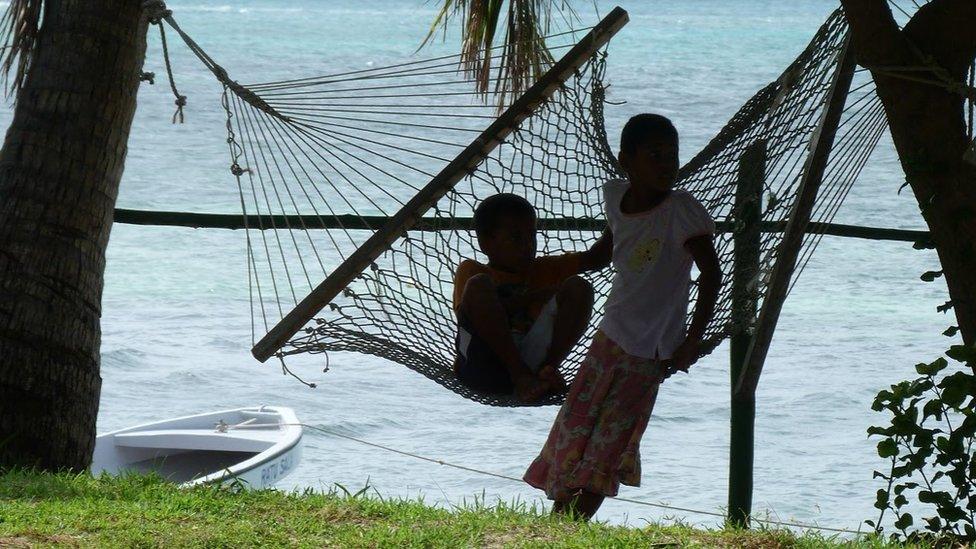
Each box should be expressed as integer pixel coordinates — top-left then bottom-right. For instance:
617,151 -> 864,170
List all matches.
2,0 -> 958,532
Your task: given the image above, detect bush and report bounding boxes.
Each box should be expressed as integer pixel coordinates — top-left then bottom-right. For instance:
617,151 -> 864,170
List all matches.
867,344 -> 976,543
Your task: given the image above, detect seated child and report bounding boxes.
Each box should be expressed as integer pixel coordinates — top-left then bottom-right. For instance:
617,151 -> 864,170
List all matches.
453,193 -> 606,403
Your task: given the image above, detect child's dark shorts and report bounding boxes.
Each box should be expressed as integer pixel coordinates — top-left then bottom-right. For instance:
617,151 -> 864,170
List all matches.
454,315 -> 515,394
453,299 -> 557,394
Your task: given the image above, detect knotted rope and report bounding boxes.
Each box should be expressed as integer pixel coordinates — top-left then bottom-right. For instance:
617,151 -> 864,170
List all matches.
142,0 -> 186,123
860,42 -> 976,167
142,1 -> 288,124
859,36 -> 976,103
866,62 -> 976,101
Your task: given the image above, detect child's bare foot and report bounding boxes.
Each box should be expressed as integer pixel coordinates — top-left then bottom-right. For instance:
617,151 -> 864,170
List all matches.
538,365 -> 567,394
514,375 -> 548,403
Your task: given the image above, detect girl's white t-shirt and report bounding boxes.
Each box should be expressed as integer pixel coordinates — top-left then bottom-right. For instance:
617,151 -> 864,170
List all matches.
598,179 -> 715,360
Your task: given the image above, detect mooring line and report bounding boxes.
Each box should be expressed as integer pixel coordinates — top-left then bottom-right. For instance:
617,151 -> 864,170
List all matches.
229,421 -> 865,535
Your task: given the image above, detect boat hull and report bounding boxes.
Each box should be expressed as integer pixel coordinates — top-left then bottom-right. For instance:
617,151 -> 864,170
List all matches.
92,406 -> 302,489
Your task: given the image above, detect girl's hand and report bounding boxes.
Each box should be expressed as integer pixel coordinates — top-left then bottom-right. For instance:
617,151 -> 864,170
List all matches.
670,339 -> 700,374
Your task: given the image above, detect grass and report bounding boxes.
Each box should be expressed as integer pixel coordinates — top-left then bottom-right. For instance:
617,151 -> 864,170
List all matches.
0,470 -> 923,548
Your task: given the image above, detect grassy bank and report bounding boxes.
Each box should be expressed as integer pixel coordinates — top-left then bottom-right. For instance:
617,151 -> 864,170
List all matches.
0,471 -> 914,547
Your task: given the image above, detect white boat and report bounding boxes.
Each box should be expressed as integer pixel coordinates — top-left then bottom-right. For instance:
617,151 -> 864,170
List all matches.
91,405 -> 302,489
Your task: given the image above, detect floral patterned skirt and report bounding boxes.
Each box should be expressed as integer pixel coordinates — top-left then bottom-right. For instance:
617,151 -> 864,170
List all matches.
523,330 -> 668,500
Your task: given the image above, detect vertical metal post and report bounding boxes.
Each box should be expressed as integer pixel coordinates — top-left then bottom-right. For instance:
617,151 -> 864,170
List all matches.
728,141 -> 765,528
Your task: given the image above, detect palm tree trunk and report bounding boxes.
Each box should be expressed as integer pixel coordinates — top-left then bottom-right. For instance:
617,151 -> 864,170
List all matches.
0,0 -> 147,470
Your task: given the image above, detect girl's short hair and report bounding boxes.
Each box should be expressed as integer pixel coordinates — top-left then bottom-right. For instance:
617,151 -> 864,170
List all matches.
620,114 -> 678,154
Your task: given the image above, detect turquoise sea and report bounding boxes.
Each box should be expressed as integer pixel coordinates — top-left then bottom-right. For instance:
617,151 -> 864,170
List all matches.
1,0 -> 955,532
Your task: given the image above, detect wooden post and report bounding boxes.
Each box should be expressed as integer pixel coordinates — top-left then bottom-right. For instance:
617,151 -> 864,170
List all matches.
734,37 -> 856,397
251,7 -> 630,362
728,141 -> 765,528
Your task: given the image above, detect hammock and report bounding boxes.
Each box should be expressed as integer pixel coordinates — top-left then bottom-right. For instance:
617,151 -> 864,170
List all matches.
168,7 -> 887,406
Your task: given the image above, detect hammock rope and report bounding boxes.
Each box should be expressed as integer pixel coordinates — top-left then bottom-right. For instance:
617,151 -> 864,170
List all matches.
154,7 -> 887,407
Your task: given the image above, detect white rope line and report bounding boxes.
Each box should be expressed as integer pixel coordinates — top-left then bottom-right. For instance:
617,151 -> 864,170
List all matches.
226,421 -> 866,535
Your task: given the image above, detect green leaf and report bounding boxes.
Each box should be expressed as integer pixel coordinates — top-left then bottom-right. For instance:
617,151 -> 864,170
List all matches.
894,494 -> 908,508
894,513 -> 913,530
913,379 -> 935,393
922,399 -> 944,421
920,270 -> 943,282
937,301 -> 954,314
872,389 -> 894,411
894,482 -> 919,495
947,433 -> 966,456
933,491 -> 954,506
946,344 -> 976,364
946,464 -> 967,485
912,430 -> 934,449
937,504 -> 967,522
877,438 -> 899,458
940,384 -> 967,409
875,488 -> 890,510
958,414 -> 976,438
916,357 -> 948,376
867,425 -> 893,437
892,413 -> 920,436
943,326 -> 960,337
891,463 -> 915,477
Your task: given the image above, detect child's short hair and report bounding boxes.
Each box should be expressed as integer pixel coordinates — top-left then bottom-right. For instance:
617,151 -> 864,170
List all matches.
474,193 -> 535,238
620,114 -> 678,154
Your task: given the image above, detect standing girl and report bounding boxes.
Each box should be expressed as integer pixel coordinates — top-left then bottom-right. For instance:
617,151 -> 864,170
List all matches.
523,113 -> 721,519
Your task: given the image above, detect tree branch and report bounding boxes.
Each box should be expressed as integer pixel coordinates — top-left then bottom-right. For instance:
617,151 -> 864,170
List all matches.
843,0 -> 974,161
839,0 -> 912,67
905,0 -> 976,78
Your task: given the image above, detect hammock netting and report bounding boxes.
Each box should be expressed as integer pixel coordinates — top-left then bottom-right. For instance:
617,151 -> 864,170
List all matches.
211,8 -> 887,406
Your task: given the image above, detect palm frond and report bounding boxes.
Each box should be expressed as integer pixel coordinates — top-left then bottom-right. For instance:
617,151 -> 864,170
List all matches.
422,0 -> 577,104
0,0 -> 44,96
